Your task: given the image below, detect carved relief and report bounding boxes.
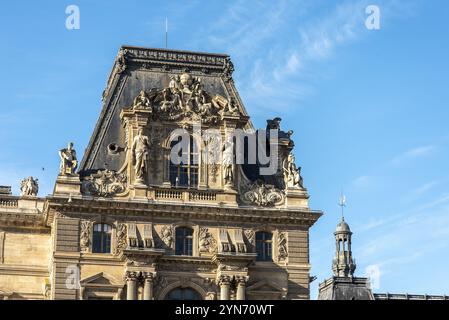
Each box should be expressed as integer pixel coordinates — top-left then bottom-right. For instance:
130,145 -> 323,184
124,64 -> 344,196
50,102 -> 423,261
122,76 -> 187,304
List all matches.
80,220 -> 92,252
244,229 -> 255,245
199,227 -> 217,253
81,169 -> 127,197
240,180 -> 285,207
277,232 -> 288,262
115,223 -> 127,254
125,71 -> 240,125
132,90 -> 152,110
160,225 -> 174,248
20,176 -> 38,196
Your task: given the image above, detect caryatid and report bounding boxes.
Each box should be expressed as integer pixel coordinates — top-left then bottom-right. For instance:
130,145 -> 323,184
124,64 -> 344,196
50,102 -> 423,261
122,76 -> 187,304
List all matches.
131,128 -> 151,184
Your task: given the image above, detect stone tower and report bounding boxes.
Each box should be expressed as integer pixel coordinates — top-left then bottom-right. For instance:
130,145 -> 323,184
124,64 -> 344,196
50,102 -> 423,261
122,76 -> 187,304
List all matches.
318,211 -> 373,300
332,217 -> 356,277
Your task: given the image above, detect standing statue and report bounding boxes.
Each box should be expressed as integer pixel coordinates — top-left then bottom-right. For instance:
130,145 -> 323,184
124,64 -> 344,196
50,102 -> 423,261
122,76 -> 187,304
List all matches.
283,153 -> 303,188
20,176 -> 39,196
222,136 -> 234,187
132,90 -> 151,110
59,142 -> 78,175
131,128 -> 150,184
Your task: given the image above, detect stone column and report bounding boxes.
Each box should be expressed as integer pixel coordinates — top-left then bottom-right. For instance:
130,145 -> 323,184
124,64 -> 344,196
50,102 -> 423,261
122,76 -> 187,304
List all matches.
125,271 -> 138,300
219,276 -> 231,300
143,272 -> 154,300
236,276 -> 247,300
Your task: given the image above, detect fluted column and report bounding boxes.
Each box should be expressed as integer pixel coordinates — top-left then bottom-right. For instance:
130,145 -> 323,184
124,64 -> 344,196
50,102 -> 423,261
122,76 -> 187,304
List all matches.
219,276 -> 231,300
125,271 -> 138,300
143,272 -> 154,300
236,276 -> 247,300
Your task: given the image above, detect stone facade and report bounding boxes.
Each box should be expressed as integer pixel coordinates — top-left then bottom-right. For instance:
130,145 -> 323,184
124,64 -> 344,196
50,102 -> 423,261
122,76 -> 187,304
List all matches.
0,46 -> 322,300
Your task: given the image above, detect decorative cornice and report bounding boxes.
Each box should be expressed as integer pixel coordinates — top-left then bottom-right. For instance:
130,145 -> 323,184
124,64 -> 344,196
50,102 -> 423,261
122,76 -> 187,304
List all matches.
45,196 -> 322,227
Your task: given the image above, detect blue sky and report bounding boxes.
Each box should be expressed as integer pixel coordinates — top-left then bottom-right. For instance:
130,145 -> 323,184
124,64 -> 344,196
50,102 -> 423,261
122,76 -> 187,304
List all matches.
1,0 -> 449,298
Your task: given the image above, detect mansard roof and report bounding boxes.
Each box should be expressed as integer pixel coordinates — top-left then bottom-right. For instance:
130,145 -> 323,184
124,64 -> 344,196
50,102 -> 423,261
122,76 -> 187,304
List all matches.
79,45 -> 252,174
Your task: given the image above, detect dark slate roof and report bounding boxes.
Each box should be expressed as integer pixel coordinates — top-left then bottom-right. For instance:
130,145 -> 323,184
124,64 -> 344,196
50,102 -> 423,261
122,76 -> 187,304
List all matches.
78,46 -> 252,175
318,277 -> 374,300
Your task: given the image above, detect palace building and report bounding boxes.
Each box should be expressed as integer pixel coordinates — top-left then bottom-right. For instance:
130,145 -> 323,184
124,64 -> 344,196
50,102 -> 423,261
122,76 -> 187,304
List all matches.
0,46 -> 322,300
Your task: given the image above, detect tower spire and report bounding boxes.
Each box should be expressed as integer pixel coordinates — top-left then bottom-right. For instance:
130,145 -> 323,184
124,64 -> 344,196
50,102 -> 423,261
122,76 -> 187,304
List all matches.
338,191 -> 346,221
332,195 -> 356,278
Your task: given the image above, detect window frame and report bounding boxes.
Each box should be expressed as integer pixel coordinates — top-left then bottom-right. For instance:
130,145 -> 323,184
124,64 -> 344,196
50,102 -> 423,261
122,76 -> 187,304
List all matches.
255,231 -> 273,261
175,227 -> 194,256
169,136 -> 199,188
92,223 -> 112,254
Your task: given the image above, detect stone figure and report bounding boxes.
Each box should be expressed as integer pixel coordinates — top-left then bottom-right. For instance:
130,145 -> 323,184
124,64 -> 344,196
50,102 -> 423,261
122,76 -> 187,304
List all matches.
132,90 -> 151,110
283,153 -> 303,188
59,142 -> 78,175
266,117 -> 282,130
222,136 -> 234,187
20,176 -> 38,196
131,128 -> 151,184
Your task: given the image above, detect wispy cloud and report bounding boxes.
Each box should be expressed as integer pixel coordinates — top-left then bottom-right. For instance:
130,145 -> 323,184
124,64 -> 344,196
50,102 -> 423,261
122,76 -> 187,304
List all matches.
390,145 -> 437,166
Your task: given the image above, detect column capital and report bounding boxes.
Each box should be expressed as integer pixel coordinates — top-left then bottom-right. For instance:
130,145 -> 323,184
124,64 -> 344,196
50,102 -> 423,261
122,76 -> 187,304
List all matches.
235,275 -> 248,285
124,271 -> 139,281
142,271 -> 154,282
217,275 -> 231,286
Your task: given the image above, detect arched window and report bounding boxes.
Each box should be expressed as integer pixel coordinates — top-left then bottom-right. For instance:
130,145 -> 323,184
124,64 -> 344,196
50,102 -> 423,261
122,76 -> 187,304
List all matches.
166,287 -> 202,300
175,227 -> 193,256
92,223 -> 112,253
255,231 -> 272,261
169,135 -> 199,188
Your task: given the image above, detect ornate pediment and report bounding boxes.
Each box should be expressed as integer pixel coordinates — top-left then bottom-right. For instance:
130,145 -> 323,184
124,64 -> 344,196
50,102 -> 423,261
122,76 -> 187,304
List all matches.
126,72 -> 240,125
80,272 -> 122,286
247,280 -> 286,294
